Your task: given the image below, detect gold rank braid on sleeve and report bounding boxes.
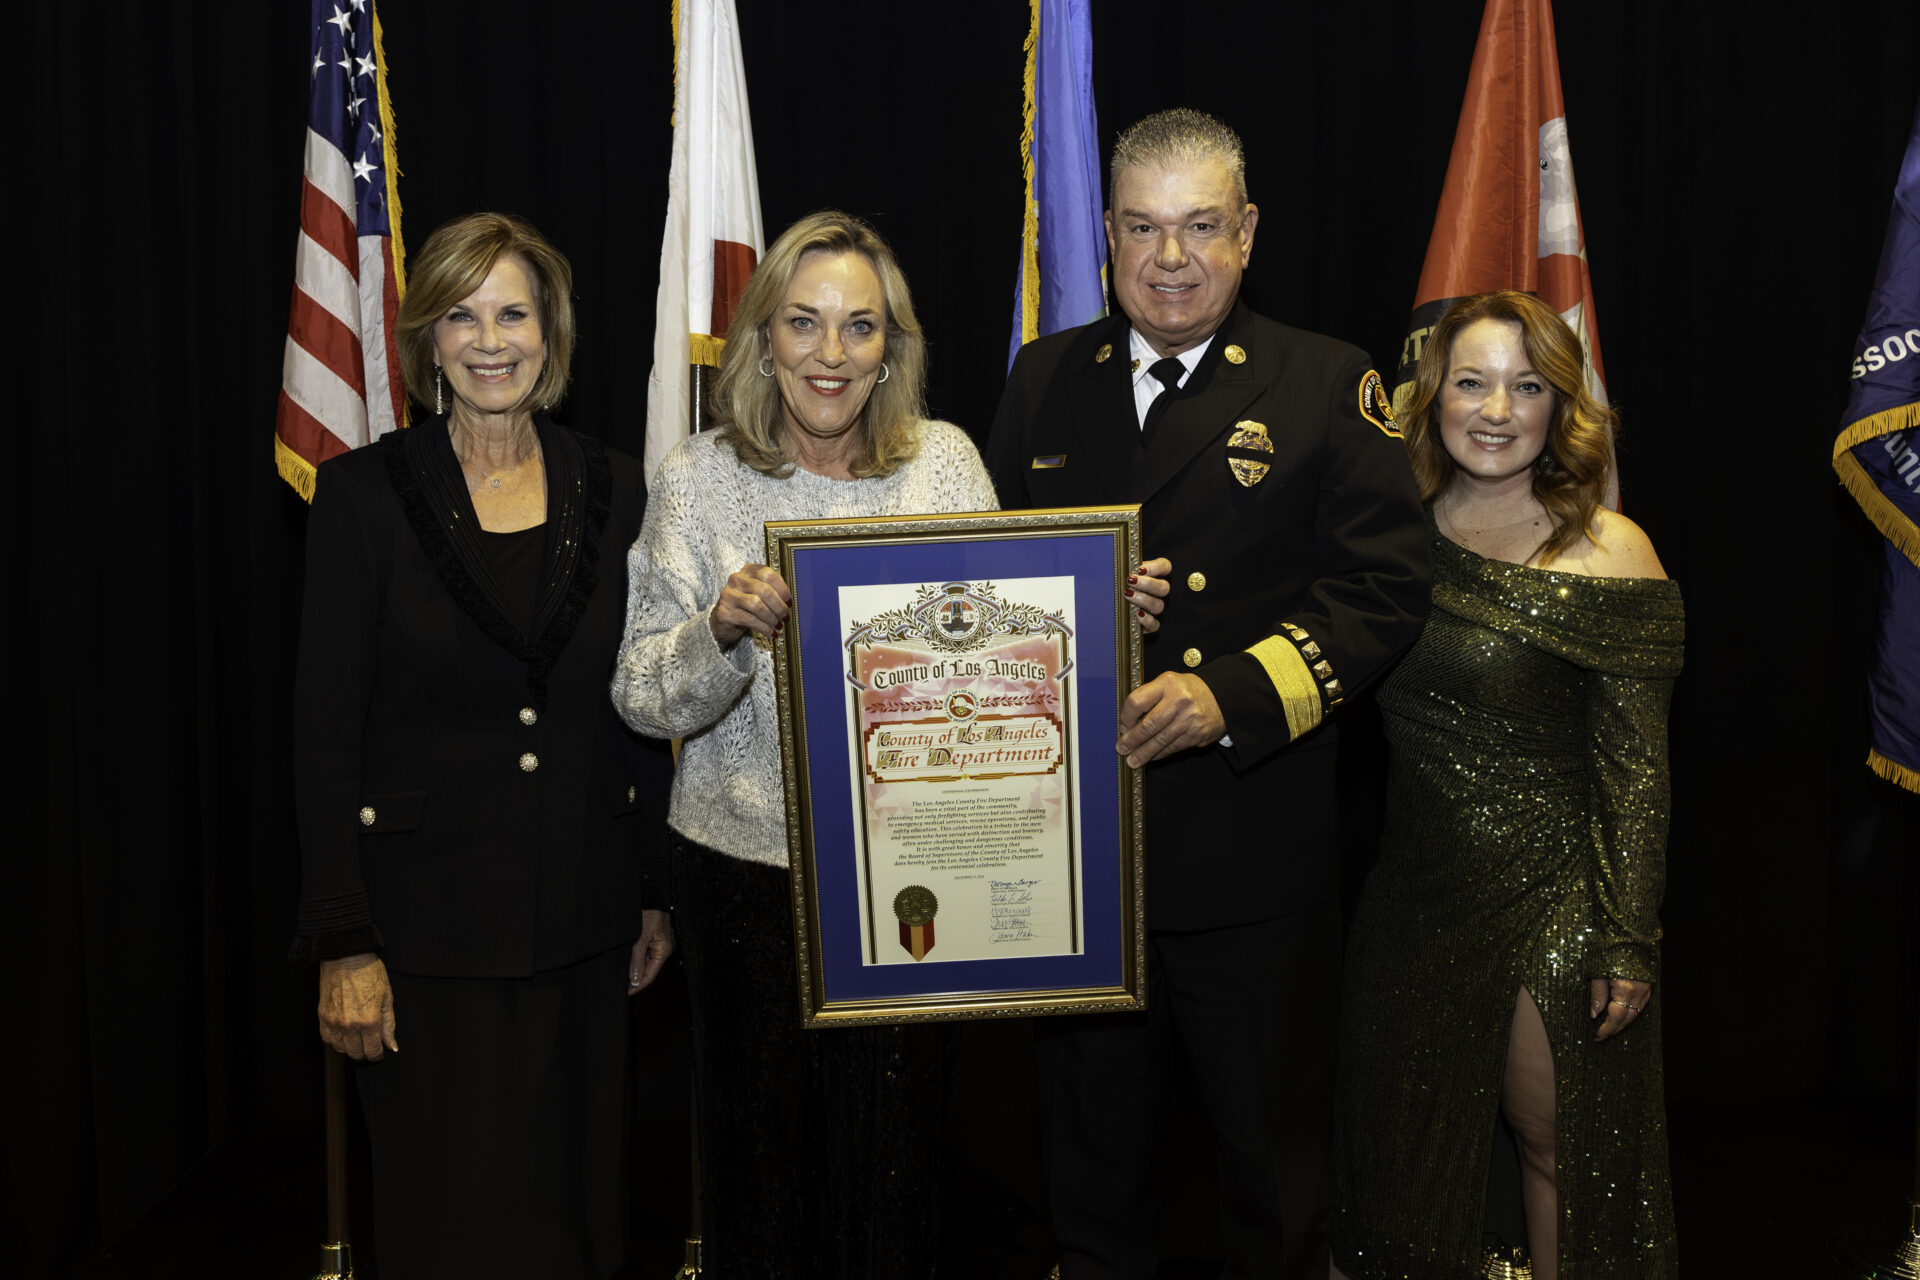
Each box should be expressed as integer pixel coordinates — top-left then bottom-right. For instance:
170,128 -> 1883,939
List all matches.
1333,525 -> 1684,1279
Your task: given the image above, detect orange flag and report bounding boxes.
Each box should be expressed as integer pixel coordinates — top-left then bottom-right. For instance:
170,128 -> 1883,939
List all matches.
1394,0 -> 1612,499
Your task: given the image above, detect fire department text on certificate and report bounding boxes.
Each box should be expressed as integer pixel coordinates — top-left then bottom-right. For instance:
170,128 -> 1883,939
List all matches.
838,576 -> 1086,966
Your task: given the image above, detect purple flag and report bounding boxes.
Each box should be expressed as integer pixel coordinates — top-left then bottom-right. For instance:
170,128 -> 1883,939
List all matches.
1833,97 -> 1920,794
1008,0 -> 1106,370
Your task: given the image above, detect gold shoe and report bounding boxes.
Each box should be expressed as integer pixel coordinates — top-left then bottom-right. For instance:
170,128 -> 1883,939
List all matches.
1481,1237 -> 1533,1280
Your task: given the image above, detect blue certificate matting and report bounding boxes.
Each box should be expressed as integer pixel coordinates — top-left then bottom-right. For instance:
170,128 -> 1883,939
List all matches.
788,530 -> 1130,1007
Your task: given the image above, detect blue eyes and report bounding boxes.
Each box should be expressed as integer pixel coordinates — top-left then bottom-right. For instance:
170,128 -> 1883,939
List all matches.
788,316 -> 876,335
1455,378 -> 1543,394
444,309 -> 529,324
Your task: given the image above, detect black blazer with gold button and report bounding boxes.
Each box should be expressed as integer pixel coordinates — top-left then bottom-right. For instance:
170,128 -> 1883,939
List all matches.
987,302 -> 1431,928
290,416 -> 672,978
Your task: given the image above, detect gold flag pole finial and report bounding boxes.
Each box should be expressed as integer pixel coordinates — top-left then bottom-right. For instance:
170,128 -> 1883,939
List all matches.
313,1048 -> 355,1280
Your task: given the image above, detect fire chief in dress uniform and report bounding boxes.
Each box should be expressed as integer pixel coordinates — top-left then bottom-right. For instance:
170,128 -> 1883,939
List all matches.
986,109 -> 1431,1278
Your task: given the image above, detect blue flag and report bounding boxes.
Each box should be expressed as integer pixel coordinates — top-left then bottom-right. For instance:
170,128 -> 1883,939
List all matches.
1008,0 -> 1106,370
1834,97 -> 1920,794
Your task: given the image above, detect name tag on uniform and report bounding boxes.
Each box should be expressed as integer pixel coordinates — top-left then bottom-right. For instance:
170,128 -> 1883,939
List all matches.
1031,454 -> 1066,469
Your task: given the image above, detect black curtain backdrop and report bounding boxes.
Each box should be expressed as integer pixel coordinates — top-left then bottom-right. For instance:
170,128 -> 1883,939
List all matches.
16,1 -> 1920,1271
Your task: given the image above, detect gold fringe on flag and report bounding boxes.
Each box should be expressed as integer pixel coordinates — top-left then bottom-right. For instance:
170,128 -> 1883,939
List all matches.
373,10 -> 405,293
277,433 -> 319,502
669,0 -> 681,127
1832,399 -> 1920,568
1867,747 -> 1920,796
372,6 -> 408,430
1017,0 -> 1041,348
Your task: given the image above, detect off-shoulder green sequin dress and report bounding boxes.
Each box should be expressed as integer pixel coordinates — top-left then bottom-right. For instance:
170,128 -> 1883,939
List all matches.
1333,527 -> 1684,1279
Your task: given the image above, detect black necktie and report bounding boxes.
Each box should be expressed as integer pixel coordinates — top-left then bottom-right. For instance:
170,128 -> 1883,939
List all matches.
1141,357 -> 1187,444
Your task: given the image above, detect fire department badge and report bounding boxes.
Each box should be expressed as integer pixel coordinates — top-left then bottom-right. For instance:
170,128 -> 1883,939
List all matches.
1226,420 -> 1273,488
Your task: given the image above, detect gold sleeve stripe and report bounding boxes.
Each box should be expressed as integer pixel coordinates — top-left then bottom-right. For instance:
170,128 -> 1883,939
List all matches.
1247,635 -> 1323,743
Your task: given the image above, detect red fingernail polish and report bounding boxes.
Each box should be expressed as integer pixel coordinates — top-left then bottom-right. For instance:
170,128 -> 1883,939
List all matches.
1127,575 -> 1138,584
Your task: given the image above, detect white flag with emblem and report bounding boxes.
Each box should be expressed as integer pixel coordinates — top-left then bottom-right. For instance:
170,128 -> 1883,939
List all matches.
645,0 -> 765,484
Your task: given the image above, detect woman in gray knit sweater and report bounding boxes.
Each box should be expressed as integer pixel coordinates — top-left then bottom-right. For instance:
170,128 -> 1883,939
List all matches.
612,211 -> 994,1277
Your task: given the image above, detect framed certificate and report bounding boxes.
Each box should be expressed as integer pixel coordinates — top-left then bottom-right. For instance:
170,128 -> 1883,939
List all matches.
766,506 -> 1146,1027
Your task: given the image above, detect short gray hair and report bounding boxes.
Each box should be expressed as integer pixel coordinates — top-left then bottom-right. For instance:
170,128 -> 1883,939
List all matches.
1109,108 -> 1248,212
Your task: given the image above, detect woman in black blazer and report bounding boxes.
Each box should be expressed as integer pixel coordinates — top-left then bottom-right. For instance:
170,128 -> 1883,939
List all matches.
290,212 -> 674,1280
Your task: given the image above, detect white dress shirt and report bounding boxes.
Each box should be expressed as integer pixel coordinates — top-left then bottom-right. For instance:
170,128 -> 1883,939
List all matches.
1127,330 -> 1214,429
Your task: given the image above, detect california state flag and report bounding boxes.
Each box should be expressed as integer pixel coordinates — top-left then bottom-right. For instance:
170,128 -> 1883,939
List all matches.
1394,0 -> 1613,501
646,0 -> 765,484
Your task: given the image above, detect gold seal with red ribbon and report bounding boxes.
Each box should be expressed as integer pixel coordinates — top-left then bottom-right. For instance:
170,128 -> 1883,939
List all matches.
894,885 -> 939,961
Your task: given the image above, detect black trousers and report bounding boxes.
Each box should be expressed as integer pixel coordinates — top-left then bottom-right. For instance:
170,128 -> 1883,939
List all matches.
671,837 -> 943,1279
1033,901 -> 1342,1280
354,945 -> 633,1280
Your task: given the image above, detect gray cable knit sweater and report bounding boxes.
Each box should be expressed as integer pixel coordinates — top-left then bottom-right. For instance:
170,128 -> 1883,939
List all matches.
611,422 -> 998,866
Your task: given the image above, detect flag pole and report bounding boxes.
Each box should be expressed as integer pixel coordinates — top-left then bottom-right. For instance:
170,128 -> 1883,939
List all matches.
314,1048 -> 354,1280
689,364 -> 709,436
673,1067 -> 703,1277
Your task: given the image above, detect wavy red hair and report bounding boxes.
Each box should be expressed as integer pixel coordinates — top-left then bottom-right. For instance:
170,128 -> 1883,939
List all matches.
1399,290 -> 1616,563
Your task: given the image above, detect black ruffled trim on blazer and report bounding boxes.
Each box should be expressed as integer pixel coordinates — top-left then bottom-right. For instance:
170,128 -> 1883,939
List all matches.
380,414 -> 613,712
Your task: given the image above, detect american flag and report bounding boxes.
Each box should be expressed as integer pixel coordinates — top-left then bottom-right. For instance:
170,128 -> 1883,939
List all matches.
275,0 -> 406,501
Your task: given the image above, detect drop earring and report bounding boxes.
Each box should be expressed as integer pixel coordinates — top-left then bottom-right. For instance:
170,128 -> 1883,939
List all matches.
434,365 -> 445,414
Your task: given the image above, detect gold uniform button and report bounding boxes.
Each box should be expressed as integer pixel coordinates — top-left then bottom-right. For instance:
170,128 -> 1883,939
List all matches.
627,785 -> 637,803
1094,343 -> 1113,363
359,806 -> 376,827
519,753 -> 539,773
1224,344 -> 1247,365
1187,572 -> 1207,592
519,707 -> 538,726
1182,648 -> 1203,668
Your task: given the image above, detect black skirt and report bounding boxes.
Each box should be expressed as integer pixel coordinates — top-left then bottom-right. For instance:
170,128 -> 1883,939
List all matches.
354,944 -> 633,1280
671,837 -> 943,1279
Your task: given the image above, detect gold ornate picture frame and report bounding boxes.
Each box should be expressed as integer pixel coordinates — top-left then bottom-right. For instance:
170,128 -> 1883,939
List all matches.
766,506 -> 1147,1028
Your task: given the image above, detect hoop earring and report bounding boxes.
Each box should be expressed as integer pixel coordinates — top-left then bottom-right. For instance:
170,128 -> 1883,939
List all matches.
434,365 -> 445,414
758,357 -> 774,377
876,362 -> 890,384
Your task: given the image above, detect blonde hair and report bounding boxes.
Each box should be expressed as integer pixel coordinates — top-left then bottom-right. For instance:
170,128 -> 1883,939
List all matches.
1400,290 -> 1616,564
709,211 -> 928,478
396,212 -> 575,413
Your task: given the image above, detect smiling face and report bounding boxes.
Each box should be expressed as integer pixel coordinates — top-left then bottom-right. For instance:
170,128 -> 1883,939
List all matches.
1105,158 -> 1257,358
1437,318 -> 1556,483
432,254 -> 546,419
767,250 -> 888,453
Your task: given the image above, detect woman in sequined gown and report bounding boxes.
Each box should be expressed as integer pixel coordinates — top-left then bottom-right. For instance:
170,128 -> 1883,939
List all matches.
1332,292 -> 1683,1280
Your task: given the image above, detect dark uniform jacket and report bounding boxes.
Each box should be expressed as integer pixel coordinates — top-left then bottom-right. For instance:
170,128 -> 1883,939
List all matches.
291,416 -> 672,977
987,302 -> 1431,928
